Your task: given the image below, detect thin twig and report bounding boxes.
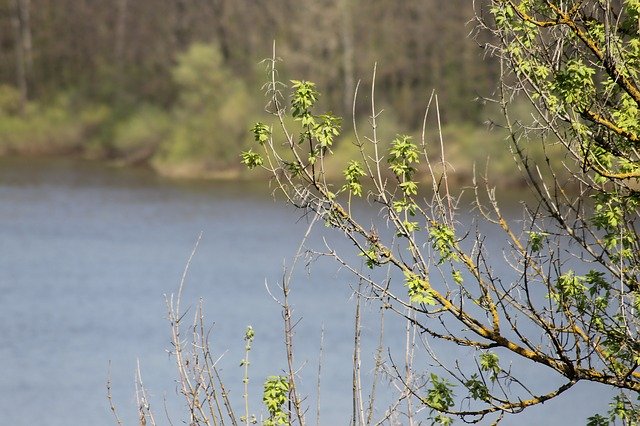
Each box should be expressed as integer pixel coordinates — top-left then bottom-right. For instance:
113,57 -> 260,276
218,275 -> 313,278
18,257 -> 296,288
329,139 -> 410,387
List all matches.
107,360 -> 123,426
315,324 -> 325,426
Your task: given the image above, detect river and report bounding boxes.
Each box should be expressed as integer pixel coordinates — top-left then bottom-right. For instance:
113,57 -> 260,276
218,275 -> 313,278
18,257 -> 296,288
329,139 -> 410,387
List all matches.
0,158 -> 611,425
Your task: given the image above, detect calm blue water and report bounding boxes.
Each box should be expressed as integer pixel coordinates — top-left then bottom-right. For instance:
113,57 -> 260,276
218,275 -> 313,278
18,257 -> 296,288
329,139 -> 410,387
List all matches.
0,158 -> 612,425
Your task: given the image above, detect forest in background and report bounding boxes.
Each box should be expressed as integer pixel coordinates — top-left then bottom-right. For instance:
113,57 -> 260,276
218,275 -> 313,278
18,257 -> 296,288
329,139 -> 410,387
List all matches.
0,0 -> 510,180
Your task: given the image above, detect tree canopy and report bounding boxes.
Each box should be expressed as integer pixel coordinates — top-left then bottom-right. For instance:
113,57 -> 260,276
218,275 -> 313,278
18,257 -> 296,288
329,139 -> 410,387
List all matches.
1,0 -> 496,126
240,0 -> 640,423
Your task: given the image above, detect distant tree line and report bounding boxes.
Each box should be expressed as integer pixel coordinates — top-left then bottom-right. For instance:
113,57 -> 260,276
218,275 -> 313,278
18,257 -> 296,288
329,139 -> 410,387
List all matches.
0,0 -> 498,126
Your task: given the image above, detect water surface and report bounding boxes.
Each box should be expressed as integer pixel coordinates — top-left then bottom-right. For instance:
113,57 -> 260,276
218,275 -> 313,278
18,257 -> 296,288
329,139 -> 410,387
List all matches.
0,158 -> 611,425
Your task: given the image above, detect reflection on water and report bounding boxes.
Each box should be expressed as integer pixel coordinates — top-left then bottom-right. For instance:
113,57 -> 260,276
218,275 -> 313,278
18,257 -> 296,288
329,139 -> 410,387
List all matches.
0,158 -> 609,425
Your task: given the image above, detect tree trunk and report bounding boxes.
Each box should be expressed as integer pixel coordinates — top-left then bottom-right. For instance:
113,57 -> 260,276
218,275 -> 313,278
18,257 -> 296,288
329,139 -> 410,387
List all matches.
340,0 -> 355,117
208,0 -> 230,61
11,0 -> 27,112
114,0 -> 128,68
114,0 -> 128,100
19,0 -> 33,79
174,0 -> 189,51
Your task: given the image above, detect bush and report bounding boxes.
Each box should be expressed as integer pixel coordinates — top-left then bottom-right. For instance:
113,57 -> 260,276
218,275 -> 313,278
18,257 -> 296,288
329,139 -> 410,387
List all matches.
0,94 -> 83,155
0,85 -> 23,116
0,88 -> 117,157
152,43 -> 253,177
112,105 -> 171,164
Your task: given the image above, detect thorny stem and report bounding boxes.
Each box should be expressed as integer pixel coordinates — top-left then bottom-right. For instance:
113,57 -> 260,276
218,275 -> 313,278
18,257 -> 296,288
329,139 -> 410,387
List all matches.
315,325 -> 324,426
352,282 -> 365,426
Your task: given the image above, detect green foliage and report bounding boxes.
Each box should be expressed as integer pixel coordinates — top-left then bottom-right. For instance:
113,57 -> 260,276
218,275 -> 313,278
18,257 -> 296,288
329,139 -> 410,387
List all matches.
551,59 -> 596,110
312,113 -> 341,149
0,85 -> 23,115
526,231 -> 547,253
262,376 -> 290,426
172,43 -> 233,110
245,78 -> 344,181
451,269 -> 463,285
404,270 -> 436,305
112,105 -> 170,161
360,245 -> 381,269
290,80 -> 319,126
240,325 -> 255,368
0,92 -> 111,155
479,352 -> 500,382
552,270 -> 589,312
387,134 -> 423,237
242,14 -> 640,417
388,134 -> 419,180
342,160 -> 366,196
487,2 -> 640,420
588,392 -> 640,426
591,191 -> 638,258
153,42 -> 253,176
244,325 -> 255,350
425,373 -> 455,419
240,325 -> 257,424
251,123 -> 271,145
241,150 -> 264,169
429,223 -> 458,264
465,374 -> 490,402
586,414 -> 609,426
432,414 -> 453,426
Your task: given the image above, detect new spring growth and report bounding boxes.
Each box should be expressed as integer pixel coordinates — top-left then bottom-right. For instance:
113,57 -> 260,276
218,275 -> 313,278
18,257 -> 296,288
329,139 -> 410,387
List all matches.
240,325 -> 254,367
262,375 -> 289,426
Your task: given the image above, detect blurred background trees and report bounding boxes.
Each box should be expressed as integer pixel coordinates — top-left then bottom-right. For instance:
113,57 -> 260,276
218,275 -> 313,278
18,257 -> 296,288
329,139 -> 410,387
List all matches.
0,0 -> 500,176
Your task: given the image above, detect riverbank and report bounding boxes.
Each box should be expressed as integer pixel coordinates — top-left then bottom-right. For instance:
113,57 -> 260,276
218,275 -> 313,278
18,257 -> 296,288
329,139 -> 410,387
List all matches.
0,120 -> 551,188
0,83 -> 561,187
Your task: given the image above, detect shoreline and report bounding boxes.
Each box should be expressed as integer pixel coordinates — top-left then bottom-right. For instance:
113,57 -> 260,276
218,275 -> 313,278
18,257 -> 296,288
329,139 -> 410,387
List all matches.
0,152 -> 536,192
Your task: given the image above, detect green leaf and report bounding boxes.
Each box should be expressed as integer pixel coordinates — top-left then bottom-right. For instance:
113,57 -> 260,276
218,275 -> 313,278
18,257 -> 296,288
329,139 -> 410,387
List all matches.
479,352 -> 500,382
240,150 -> 263,169
527,231 -> 547,253
359,246 -> 380,269
388,134 -> 420,180
404,270 -> 436,305
586,414 -> 608,426
399,180 -> 418,196
313,113 -> 341,148
251,122 -> 271,145
263,375 -> 289,422
341,160 -> 366,196
465,374 -> 490,402
291,80 -> 319,121
429,223 -> 458,264
425,373 -> 455,411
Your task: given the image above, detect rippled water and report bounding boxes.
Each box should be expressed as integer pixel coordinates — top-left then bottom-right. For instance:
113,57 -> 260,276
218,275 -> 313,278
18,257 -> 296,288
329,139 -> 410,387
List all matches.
0,158 -> 610,425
